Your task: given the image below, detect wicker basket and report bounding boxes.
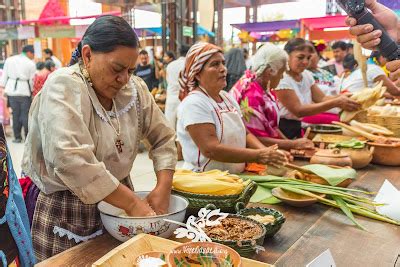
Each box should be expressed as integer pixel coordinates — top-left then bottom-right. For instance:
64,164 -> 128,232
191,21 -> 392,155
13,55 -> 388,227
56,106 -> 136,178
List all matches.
368,115 -> 400,137
352,110 -> 368,123
172,180 -> 257,215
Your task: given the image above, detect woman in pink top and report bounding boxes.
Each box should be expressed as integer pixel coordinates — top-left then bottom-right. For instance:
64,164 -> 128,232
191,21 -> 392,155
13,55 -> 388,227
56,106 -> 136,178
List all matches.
230,44 -> 314,151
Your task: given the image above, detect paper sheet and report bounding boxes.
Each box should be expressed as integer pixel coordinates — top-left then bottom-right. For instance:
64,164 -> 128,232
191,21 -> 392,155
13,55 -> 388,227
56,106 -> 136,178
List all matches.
374,180 -> 400,222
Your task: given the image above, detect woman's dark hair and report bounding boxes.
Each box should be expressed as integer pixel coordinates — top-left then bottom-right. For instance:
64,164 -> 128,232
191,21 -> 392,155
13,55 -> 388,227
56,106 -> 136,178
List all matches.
284,38 -> 315,54
343,54 -> 358,71
165,51 -> 176,60
44,59 -> 56,71
36,62 -> 45,70
69,15 -> 139,66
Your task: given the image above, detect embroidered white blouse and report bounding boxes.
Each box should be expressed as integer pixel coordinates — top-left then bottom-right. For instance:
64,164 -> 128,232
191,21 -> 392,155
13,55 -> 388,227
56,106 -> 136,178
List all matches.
22,64 -> 177,204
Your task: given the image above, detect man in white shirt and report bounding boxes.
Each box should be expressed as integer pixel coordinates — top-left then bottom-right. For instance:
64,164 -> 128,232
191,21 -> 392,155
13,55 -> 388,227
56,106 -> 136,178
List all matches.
327,41 -> 348,76
43,48 -> 62,69
165,45 -> 190,130
0,45 -> 36,143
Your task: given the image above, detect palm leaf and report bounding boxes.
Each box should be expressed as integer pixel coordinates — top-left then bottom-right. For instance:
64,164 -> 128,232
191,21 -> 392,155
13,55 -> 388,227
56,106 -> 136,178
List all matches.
332,195 -> 367,231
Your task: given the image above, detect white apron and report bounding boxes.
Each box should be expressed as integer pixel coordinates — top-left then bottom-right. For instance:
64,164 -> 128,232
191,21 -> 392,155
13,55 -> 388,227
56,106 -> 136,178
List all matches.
183,88 -> 247,174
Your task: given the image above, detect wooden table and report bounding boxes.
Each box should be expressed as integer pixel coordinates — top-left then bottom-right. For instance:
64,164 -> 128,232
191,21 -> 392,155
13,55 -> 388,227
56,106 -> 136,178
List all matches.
37,164 -> 400,267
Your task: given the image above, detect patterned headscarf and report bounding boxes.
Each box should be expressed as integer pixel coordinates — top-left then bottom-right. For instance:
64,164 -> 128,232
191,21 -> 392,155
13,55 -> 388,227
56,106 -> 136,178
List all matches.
178,42 -> 222,99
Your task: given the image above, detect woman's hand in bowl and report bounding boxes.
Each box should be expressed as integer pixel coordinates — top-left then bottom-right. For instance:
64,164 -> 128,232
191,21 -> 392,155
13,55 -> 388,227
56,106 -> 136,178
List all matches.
125,198 -> 156,217
146,187 -> 171,215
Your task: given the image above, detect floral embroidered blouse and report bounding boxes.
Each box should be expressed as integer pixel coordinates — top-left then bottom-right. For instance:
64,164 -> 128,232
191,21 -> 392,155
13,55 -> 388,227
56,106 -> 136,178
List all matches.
230,70 -> 280,139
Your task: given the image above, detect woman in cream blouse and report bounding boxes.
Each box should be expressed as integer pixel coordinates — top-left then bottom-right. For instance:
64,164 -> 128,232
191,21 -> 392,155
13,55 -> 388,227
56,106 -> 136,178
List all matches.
22,16 -> 176,261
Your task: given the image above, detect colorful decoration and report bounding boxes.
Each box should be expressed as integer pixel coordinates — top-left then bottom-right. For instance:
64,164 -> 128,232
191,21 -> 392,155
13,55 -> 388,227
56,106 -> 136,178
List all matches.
39,0 -> 69,25
238,31 -> 256,43
313,39 -> 327,52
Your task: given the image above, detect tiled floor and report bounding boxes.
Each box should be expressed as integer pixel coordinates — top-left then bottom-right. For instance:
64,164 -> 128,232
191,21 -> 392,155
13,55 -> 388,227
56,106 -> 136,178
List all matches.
7,134 -> 181,192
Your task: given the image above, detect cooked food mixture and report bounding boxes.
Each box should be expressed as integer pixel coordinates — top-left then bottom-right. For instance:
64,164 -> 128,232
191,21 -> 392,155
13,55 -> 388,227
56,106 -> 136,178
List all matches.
247,214 -> 275,224
203,217 -> 262,241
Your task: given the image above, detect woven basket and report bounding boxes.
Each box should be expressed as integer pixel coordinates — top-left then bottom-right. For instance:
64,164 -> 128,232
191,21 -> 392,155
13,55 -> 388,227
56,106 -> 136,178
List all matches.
368,115 -> 400,137
172,181 -> 257,216
352,110 -> 368,123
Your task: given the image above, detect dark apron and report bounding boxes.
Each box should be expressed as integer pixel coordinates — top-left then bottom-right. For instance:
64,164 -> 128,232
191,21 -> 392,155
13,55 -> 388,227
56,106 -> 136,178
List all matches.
279,118 -> 302,139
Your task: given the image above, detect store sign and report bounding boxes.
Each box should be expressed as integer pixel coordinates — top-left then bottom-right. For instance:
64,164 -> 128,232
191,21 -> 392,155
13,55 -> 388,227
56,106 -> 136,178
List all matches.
39,25 -> 75,38
17,26 -> 35,39
183,26 -> 193,38
75,25 -> 89,38
0,29 -> 18,40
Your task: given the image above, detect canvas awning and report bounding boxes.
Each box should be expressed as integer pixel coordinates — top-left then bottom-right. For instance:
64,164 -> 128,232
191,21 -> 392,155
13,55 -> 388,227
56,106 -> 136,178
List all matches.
231,19 -> 300,33
302,15 -> 347,31
135,25 -> 215,37
39,0 -> 69,25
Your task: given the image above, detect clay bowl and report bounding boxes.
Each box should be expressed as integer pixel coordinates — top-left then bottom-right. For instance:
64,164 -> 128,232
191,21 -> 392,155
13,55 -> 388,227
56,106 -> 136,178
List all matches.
339,146 -> 374,169
292,165 -> 353,188
271,188 -> 326,208
368,141 -> 400,166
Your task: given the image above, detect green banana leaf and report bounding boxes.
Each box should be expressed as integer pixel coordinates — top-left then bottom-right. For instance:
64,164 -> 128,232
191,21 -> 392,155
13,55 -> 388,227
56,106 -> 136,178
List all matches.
302,164 -> 357,186
330,139 -> 366,149
249,185 -> 282,204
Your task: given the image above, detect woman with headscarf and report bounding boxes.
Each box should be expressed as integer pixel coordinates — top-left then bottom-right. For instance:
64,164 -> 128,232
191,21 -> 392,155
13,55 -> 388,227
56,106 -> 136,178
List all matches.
230,43 -> 314,150
176,42 -> 289,174
224,48 -> 247,91
21,16 -> 176,261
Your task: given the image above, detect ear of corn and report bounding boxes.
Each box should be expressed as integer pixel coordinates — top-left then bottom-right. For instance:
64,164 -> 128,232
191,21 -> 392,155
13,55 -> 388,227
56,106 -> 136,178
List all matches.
173,169 -> 245,195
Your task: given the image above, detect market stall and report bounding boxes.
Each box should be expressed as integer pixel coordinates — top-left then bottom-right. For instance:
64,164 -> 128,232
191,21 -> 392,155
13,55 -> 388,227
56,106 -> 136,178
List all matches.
231,15 -> 355,43
301,15 -> 352,41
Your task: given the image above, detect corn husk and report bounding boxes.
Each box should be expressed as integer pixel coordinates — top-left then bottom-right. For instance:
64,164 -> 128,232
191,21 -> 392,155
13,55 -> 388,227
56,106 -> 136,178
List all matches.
341,81 -> 386,122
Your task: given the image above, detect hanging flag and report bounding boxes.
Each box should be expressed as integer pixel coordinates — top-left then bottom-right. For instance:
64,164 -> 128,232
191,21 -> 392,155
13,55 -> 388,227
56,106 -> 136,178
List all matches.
198,0 -> 214,32
17,26 -> 35,39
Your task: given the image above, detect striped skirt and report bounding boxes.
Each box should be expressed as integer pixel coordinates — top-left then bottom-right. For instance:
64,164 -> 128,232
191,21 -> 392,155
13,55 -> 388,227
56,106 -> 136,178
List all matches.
31,191 -> 103,262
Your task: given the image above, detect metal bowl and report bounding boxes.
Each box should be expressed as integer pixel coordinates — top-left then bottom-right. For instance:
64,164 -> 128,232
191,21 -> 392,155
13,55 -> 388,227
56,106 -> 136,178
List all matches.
98,192 -> 189,242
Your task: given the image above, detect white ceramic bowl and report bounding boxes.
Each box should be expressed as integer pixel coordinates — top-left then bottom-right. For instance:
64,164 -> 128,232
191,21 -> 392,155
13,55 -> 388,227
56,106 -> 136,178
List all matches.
98,191 -> 189,242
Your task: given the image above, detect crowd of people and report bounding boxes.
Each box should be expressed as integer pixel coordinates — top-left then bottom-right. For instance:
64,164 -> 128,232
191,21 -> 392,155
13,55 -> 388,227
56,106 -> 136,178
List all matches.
0,0 -> 399,265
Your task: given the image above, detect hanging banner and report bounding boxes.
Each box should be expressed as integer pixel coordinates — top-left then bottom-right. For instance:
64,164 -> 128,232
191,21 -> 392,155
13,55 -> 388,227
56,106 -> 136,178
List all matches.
33,39 -> 42,59
39,25 -> 75,38
198,0 -> 214,32
75,25 -> 89,38
17,26 -> 35,39
0,29 -> 18,40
